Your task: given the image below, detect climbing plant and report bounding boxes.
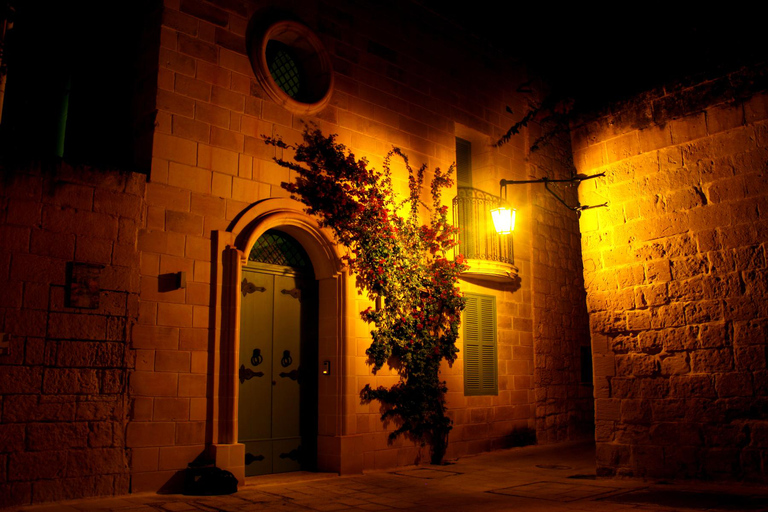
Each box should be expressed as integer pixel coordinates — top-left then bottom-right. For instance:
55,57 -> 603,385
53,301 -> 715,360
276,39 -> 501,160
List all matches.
494,83 -> 575,151
264,127 -> 467,463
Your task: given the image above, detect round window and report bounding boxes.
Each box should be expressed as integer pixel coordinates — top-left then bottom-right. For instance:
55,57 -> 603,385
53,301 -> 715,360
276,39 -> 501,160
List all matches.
250,20 -> 333,115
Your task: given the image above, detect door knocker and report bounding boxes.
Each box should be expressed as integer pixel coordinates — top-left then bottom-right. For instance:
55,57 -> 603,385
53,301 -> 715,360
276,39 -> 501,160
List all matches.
250,348 -> 263,367
281,350 -> 292,367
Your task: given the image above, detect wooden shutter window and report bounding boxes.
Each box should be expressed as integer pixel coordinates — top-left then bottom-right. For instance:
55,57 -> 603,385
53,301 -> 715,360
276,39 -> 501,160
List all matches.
463,294 -> 498,396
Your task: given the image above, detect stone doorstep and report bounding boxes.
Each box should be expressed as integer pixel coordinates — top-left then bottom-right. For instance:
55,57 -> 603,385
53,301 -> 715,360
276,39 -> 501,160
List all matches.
242,470 -> 339,489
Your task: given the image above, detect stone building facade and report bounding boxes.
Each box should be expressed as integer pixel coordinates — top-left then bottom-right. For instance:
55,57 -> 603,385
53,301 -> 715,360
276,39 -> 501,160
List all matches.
3,0 -> 767,508
573,69 -> 768,480
0,0 -> 592,506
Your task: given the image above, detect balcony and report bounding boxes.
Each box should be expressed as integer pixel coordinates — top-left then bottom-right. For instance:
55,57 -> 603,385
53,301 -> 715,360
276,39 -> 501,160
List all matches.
452,188 -> 518,282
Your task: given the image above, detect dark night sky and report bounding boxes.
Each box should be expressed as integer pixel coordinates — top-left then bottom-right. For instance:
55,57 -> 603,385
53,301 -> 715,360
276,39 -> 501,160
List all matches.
4,1 -> 764,151
424,2 -> 767,112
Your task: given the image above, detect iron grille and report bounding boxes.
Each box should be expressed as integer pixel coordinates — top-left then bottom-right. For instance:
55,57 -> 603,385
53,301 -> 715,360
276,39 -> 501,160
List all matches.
248,230 -> 311,270
266,41 -> 301,98
452,187 -> 513,264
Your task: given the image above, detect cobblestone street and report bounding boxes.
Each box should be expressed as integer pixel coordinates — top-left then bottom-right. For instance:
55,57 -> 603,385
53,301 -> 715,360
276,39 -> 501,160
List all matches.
11,443 -> 768,512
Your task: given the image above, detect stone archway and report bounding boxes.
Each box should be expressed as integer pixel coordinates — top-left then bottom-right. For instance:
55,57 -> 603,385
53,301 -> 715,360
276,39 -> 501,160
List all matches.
207,198 -> 357,482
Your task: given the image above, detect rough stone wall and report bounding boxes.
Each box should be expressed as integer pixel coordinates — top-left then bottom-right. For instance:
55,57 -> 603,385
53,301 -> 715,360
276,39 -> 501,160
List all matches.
528,128 -> 594,444
0,165 -> 145,507
572,67 -> 768,480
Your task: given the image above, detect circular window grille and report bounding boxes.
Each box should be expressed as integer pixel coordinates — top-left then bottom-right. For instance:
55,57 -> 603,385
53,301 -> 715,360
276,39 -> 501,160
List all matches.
266,41 -> 302,98
250,20 -> 333,115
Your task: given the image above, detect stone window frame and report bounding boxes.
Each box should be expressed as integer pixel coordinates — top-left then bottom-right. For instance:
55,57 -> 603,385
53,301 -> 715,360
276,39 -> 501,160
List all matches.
249,20 -> 334,115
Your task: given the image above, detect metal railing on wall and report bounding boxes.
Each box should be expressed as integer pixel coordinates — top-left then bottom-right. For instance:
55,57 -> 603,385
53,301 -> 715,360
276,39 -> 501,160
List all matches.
452,187 -> 513,265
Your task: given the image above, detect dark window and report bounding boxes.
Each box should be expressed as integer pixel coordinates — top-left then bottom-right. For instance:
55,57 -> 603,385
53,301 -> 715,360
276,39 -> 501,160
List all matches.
455,137 -> 472,188
266,40 -> 302,99
0,1 -> 142,168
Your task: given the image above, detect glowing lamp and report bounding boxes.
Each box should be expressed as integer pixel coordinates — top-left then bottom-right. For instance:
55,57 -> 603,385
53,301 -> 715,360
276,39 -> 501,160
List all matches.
490,206 -> 515,235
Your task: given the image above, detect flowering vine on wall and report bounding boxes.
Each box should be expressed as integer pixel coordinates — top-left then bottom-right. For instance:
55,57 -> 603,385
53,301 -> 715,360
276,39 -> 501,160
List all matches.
264,127 -> 467,463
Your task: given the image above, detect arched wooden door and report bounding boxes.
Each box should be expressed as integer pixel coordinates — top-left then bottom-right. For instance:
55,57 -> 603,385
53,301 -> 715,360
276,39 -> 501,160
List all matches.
238,230 -> 318,476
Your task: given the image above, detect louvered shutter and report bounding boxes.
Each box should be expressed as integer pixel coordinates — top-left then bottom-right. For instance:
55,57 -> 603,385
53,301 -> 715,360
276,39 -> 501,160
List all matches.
455,137 -> 472,188
463,294 -> 497,396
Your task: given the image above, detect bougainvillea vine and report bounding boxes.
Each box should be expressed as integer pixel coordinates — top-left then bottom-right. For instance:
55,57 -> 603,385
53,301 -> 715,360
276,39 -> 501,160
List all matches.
264,126 -> 467,463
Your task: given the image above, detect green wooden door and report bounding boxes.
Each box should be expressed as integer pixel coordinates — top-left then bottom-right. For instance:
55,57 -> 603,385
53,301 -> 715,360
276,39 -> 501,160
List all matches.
238,266 -> 317,476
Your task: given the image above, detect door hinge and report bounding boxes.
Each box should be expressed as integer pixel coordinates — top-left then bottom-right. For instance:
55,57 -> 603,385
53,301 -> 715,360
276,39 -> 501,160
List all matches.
242,278 -> 266,296
281,288 -> 301,301
239,364 -> 264,383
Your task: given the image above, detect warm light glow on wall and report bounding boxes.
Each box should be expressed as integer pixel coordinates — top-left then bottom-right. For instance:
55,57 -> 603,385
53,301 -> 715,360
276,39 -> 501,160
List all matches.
490,207 -> 515,234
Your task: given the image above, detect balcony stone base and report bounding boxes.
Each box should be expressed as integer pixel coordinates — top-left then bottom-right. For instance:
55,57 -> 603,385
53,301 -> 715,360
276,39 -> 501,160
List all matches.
462,258 -> 518,283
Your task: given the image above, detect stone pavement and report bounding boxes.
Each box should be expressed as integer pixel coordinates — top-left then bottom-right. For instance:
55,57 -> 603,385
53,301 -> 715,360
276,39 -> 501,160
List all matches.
10,442 -> 768,511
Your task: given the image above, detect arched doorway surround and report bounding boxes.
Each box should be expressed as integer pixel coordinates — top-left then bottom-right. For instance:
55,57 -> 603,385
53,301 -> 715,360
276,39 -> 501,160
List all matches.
207,198 -> 363,483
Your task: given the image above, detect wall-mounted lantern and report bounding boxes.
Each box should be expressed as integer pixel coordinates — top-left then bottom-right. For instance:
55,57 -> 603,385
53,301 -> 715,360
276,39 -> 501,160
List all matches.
491,173 -> 607,234
490,206 -> 515,235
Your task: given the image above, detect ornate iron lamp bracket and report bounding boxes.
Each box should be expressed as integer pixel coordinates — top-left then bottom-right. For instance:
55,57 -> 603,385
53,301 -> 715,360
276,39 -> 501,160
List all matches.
499,173 -> 608,215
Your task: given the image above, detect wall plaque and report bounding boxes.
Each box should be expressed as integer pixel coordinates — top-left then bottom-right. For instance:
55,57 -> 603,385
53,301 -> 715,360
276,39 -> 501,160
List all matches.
67,262 -> 103,309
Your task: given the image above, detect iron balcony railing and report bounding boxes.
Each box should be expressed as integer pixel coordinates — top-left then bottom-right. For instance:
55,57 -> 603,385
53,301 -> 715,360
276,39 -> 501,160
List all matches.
452,187 -> 514,265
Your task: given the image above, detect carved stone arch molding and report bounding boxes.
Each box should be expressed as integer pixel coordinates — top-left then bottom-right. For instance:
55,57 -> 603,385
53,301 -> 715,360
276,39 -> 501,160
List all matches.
207,198 -> 362,482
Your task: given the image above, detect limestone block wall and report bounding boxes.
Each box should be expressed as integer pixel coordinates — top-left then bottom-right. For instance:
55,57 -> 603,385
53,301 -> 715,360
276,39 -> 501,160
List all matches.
448,276 -> 535,457
572,67 -> 768,480
0,165 -> 145,507
528,130 -> 593,444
